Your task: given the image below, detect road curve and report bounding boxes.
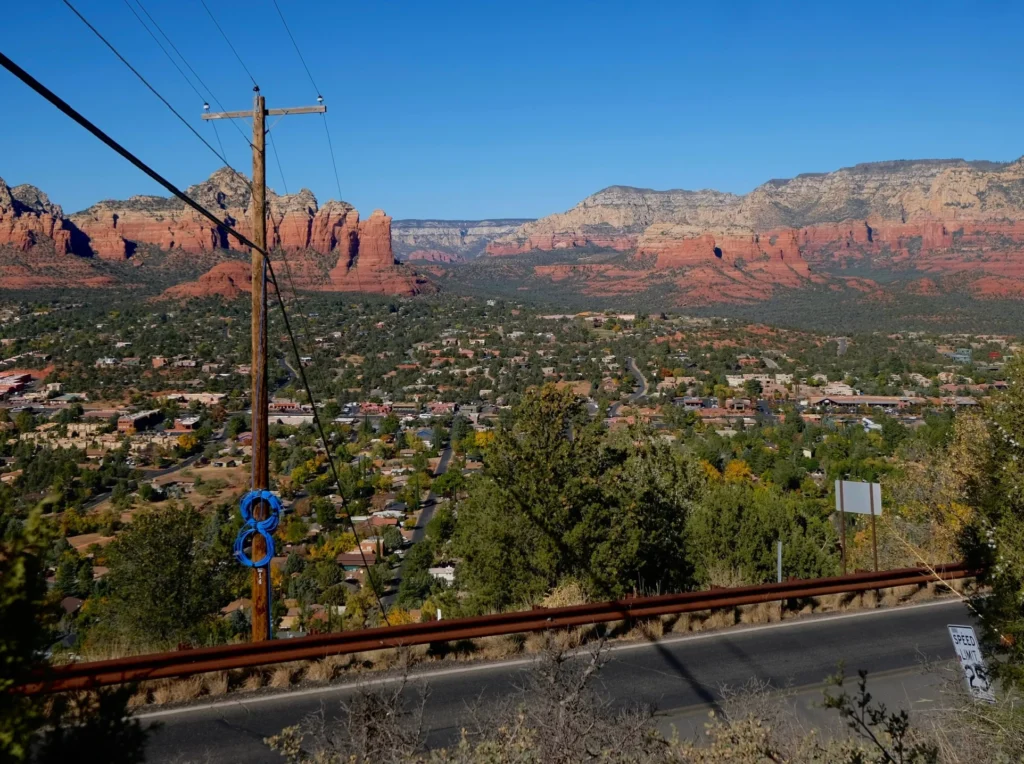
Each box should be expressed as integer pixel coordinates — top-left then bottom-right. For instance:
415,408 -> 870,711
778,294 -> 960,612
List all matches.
626,356 -> 649,402
141,599 -> 971,763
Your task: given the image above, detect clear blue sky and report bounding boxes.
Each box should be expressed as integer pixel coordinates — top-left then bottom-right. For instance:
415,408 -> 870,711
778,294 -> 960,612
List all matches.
2,1 -> 1022,219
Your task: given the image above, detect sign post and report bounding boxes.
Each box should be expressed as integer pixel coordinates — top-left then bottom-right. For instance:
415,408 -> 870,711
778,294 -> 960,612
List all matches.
838,481 -> 846,574
948,624 -> 996,703
835,481 -> 882,572
869,482 -> 879,572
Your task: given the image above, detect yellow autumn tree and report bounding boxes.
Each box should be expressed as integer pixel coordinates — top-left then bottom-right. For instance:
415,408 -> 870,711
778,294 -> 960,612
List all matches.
307,532 -> 357,561
473,430 -> 496,449
723,459 -> 753,483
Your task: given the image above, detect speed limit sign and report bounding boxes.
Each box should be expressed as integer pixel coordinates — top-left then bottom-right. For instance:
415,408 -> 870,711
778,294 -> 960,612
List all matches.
948,624 -> 996,703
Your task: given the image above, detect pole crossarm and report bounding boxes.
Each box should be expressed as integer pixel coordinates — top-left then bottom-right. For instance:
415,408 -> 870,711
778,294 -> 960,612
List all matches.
202,105 -> 326,120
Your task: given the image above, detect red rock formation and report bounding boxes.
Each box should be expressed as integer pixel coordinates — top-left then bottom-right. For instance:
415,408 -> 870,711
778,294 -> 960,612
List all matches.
1,170 -> 429,297
309,201 -> 358,257
325,210 -> 433,296
0,180 -> 72,253
162,261 -> 252,299
161,209 -> 434,300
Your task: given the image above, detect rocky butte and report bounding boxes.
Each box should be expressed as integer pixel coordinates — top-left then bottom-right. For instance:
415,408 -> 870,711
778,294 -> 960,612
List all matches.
486,158 -> 1024,303
0,168 -> 431,297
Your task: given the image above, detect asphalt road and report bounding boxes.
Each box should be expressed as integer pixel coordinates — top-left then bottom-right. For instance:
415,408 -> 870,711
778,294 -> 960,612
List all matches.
140,599 -> 971,763
609,357 -> 649,417
626,356 -> 649,402
382,446 -> 453,606
757,400 -> 778,425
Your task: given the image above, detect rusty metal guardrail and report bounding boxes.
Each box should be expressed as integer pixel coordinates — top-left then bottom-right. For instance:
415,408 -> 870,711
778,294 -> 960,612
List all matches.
16,563 -> 976,695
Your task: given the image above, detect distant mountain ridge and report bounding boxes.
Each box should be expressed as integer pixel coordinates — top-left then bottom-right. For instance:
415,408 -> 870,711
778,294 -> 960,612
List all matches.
481,157 -> 1024,305
10,156 -> 1024,308
392,218 -> 533,262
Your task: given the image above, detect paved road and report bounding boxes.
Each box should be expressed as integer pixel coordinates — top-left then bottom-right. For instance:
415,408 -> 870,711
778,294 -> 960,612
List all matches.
757,400 -> 778,425
626,356 -> 649,402
382,446 -> 453,606
609,357 -> 649,418
141,599 -> 971,763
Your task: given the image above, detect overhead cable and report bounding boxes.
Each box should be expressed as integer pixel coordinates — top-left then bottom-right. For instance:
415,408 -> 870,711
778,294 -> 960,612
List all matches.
0,50 -> 390,623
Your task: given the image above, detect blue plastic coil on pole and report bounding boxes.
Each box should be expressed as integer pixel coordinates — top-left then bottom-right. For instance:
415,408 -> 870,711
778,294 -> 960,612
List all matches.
234,489 -> 282,568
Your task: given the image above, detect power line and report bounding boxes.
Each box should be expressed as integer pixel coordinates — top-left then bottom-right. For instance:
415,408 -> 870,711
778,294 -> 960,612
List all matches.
121,0 -> 205,104
120,0 -> 238,167
60,0 -> 244,181
210,119 -> 229,165
0,50 -> 390,625
321,115 -> 344,201
267,130 -> 288,195
130,0 -> 252,148
271,0 -> 320,95
198,0 -> 259,91
269,0 -> 344,200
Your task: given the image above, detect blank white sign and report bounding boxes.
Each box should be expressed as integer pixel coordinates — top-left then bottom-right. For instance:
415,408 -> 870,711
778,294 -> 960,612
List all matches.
835,480 -> 882,516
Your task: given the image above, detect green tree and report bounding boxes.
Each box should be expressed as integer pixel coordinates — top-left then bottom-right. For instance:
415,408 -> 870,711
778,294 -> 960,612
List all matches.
453,385 -> 705,612
381,525 -> 404,553
94,504 -> 226,650
227,414 -> 248,439
0,511 -> 146,762
687,482 -> 838,587
959,354 -> 1024,691
432,468 -> 464,499
379,414 -> 400,436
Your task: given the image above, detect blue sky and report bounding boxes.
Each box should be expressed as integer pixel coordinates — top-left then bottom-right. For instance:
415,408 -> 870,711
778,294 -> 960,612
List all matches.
2,1 -> 1022,219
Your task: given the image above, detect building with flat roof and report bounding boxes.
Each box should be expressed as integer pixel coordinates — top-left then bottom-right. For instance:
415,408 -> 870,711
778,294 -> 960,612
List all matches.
117,409 -> 163,435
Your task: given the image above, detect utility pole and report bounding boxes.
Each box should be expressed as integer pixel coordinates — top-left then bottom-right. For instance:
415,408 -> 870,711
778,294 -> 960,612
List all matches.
203,90 -> 325,641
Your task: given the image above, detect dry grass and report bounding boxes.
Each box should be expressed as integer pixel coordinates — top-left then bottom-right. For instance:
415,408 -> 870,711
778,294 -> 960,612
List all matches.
553,627 -> 586,651
670,613 -> 693,633
269,666 -> 295,689
629,618 -> 664,641
474,634 -> 524,660
703,608 -> 736,631
242,671 -> 265,692
523,631 -> 550,654
882,584 -> 920,607
303,658 -> 336,684
150,677 -> 204,705
738,602 -> 782,625
541,581 -> 588,608
203,671 -> 229,696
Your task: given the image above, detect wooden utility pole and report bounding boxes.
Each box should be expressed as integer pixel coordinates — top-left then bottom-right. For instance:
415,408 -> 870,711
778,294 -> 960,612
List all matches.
203,90 -> 325,642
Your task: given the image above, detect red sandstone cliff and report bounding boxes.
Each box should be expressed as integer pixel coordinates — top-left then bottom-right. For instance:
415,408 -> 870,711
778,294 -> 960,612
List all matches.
0,169 -> 430,298
0,179 -> 73,253
160,208 -> 432,299
323,210 -> 433,295
487,158 -> 1024,301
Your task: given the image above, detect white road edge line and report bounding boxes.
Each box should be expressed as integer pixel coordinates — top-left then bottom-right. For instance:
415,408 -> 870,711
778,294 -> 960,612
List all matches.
136,598 -> 965,721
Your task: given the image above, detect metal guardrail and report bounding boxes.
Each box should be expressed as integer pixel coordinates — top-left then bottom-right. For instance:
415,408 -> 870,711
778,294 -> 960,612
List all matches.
16,563 -> 975,695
